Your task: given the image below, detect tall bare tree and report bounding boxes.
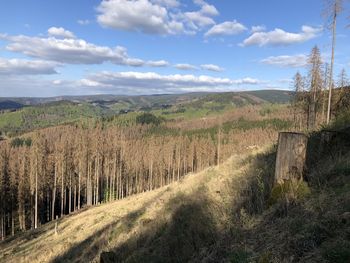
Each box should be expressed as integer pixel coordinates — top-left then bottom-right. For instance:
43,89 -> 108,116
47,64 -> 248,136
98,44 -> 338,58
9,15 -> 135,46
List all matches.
323,0 -> 345,124
334,68 -> 350,112
322,63 -> 330,123
292,72 -> 305,130
307,46 -> 323,129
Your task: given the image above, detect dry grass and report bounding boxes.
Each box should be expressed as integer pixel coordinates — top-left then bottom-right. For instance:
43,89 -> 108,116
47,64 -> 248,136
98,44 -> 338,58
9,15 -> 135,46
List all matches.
0,147 -> 264,263
2,126 -> 349,263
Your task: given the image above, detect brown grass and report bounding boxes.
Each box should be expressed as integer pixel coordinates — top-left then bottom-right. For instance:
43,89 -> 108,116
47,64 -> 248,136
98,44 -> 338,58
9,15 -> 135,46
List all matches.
0,147 -> 265,263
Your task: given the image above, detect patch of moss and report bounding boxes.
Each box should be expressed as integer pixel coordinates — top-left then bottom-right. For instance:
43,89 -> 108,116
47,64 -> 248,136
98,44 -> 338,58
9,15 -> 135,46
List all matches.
268,180 -> 311,206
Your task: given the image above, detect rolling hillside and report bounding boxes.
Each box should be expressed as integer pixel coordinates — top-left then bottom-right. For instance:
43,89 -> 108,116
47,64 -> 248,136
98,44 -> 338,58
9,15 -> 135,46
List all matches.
0,148 -> 267,263
1,118 -> 350,263
0,101 -> 112,136
0,90 -> 292,136
0,90 -> 292,108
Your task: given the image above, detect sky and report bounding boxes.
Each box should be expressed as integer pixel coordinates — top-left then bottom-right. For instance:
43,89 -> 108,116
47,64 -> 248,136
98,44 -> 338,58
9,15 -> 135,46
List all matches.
0,0 -> 349,97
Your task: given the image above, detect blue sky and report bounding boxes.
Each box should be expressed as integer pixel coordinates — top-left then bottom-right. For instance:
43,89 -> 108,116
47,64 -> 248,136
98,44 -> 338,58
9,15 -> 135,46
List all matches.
0,0 -> 349,97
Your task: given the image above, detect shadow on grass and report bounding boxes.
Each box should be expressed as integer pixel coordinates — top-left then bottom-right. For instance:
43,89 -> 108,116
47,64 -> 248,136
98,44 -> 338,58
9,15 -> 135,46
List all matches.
46,148 -> 279,263
97,150 -> 279,263
50,190 -> 168,263
100,190 -> 220,263
49,133 -> 350,263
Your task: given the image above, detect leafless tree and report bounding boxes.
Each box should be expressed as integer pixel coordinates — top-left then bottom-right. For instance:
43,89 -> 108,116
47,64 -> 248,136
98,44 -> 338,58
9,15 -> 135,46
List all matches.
323,0 -> 346,124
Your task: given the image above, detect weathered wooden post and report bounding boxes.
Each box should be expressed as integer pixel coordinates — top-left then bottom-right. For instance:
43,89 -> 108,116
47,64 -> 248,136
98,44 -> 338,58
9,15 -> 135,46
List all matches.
274,132 -> 308,184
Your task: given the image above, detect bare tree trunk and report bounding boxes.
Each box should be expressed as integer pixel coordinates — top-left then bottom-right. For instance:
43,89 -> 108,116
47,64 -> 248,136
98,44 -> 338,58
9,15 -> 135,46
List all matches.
52,164 -> 57,221
30,195 -> 34,229
69,172 -> 72,214
61,161 -> 64,217
11,211 -> 15,236
1,213 -> 4,240
327,9 -> 337,124
112,154 -> 117,200
74,184 -> 76,212
47,191 -> 50,222
217,128 -> 221,167
87,161 -> 92,206
150,160 -> 154,191
95,157 -> 99,204
35,168 -> 38,229
78,162 -> 81,210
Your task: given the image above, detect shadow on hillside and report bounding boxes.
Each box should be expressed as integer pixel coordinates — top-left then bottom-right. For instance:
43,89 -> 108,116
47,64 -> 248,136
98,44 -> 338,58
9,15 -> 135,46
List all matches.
48,149 -> 279,263
99,190 -> 220,263
50,190 -> 168,263
51,208 -> 145,263
96,150 -> 279,263
305,126 -> 350,185
49,130 -> 350,263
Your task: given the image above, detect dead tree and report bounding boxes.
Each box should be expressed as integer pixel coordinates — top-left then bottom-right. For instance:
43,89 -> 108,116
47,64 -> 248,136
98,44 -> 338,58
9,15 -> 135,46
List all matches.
274,132 -> 308,184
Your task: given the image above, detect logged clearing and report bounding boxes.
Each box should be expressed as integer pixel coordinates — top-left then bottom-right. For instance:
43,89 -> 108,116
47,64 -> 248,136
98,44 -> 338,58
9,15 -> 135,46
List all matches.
0,149 -> 259,263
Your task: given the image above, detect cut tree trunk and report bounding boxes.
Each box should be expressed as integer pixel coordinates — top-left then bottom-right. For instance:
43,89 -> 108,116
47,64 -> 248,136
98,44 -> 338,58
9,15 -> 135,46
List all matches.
274,132 -> 308,184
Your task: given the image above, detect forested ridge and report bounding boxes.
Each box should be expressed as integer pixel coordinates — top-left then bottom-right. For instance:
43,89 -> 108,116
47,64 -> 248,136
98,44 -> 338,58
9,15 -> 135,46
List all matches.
0,90 -> 292,137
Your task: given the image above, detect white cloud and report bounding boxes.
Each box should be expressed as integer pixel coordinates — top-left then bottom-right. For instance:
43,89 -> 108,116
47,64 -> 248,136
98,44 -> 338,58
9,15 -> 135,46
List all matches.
260,54 -> 308,68
96,0 -> 219,35
0,58 -> 59,75
152,0 -> 180,8
79,79 -> 102,87
232,77 -> 261,85
241,25 -> 322,47
277,78 -> 293,84
0,33 -> 145,66
77,19 -> 90,25
78,71 -> 261,94
175,63 -> 198,70
200,64 -> 224,72
97,0 -> 176,35
0,70 -> 263,96
48,27 -> 76,38
147,60 -> 170,67
251,25 -> 266,33
53,80 -> 62,85
205,21 -> 247,37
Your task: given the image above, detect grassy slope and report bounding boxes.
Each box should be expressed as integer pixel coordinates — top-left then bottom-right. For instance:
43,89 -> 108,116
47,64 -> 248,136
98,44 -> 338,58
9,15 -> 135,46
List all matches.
0,149 -> 262,263
2,124 -> 349,263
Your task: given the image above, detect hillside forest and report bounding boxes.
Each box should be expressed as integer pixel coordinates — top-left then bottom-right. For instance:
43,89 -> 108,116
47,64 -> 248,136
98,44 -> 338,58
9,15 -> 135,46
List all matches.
0,98 -> 291,239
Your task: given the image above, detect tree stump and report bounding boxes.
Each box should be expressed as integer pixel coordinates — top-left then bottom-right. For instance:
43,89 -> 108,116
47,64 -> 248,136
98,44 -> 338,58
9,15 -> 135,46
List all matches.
274,132 -> 308,184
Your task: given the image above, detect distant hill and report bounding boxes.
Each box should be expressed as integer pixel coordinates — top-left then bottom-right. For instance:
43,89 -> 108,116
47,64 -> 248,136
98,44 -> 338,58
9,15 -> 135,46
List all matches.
0,100 -> 24,111
0,90 -> 292,136
0,90 -> 291,107
244,89 -> 293,103
0,101 -> 112,136
180,90 -> 292,109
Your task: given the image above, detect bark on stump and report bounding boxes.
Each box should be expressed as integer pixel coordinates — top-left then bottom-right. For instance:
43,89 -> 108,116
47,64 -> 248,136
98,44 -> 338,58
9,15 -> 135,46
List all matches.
274,132 -> 308,184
